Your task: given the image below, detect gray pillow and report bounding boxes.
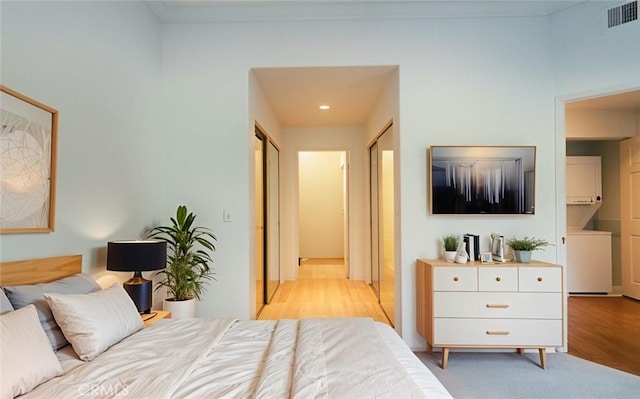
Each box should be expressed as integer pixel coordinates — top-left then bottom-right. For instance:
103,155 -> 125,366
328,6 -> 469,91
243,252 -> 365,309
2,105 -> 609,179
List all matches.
4,273 -> 101,350
0,288 -> 14,314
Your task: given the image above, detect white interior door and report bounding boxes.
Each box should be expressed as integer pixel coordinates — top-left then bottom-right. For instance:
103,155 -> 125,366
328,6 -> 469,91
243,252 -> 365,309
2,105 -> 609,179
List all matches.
620,136 -> 640,300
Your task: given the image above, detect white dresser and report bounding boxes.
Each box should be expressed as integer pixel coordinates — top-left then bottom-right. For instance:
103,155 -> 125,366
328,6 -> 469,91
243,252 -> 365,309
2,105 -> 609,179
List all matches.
416,259 -> 564,369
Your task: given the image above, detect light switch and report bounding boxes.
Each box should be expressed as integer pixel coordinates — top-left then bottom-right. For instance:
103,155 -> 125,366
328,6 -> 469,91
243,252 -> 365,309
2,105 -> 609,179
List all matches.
223,209 -> 232,222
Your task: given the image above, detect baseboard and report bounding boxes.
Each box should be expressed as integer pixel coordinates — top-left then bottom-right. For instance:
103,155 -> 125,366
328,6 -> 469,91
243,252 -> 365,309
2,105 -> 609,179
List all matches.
569,286 -> 623,297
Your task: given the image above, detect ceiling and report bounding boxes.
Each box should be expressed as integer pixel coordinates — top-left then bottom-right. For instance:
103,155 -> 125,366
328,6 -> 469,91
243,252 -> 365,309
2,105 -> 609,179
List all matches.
147,1 -> 586,23
566,90 -> 640,111
253,66 -> 396,126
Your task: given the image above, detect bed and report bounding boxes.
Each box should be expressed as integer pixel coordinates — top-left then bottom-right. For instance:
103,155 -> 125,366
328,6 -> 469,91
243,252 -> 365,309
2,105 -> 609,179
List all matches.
0,255 -> 452,399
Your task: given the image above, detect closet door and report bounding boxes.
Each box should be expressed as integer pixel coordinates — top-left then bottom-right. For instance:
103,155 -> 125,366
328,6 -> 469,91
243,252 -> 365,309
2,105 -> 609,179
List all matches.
370,142 -> 380,298
266,141 -> 280,303
255,133 -> 265,315
377,126 -> 395,323
370,124 -> 395,325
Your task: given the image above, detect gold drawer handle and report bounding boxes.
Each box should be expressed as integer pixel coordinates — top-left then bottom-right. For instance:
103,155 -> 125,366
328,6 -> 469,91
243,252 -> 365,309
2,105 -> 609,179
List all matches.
486,330 -> 510,335
453,277 -> 459,282
495,277 -> 501,282
486,304 -> 509,309
537,277 -> 543,282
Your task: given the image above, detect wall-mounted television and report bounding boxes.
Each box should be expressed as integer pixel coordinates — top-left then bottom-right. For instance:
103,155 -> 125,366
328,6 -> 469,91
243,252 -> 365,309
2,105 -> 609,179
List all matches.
429,146 -> 536,215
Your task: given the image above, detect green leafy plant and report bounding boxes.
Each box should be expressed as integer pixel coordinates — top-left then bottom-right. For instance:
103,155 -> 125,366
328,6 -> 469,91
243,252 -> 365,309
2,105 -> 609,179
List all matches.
443,234 -> 460,251
145,205 -> 217,301
506,236 -> 552,251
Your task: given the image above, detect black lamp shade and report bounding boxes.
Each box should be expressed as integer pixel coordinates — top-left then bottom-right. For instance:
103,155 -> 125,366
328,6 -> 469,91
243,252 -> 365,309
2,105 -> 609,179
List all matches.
106,240 -> 167,314
106,240 -> 167,272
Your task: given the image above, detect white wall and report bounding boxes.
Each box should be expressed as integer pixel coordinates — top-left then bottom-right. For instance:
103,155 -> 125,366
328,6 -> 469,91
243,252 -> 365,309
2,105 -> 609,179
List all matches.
0,2 -> 162,283
298,151 -> 344,258
551,2 -> 640,97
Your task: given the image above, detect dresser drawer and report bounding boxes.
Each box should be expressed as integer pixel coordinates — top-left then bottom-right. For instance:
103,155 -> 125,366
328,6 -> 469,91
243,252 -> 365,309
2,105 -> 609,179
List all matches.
434,292 -> 562,319
478,267 -> 518,291
434,318 -> 563,346
433,267 -> 477,291
519,267 -> 562,292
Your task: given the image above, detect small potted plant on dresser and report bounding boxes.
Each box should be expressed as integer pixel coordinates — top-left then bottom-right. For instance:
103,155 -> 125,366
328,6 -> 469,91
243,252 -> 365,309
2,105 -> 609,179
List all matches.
145,205 -> 217,319
442,234 -> 460,263
506,236 -> 551,263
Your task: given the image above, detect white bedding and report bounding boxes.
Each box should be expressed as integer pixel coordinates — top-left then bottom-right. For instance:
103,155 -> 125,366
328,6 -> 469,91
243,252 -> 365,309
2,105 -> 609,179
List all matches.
24,318 -> 451,399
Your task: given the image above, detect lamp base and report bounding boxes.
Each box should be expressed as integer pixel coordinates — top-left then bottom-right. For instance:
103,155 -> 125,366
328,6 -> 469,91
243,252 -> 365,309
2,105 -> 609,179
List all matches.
123,271 -> 152,314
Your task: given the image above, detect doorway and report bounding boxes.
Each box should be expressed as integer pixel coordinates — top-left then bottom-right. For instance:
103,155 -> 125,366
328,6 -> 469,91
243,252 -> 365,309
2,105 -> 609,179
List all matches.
564,89 -> 640,299
561,87 -> 640,369
298,151 -> 349,276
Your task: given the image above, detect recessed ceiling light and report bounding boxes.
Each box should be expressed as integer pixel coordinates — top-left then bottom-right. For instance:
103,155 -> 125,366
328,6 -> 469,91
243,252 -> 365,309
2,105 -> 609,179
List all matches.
319,105 -> 330,110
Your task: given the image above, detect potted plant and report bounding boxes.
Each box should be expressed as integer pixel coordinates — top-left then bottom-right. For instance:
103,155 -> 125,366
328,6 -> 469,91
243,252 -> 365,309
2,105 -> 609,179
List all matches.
145,205 -> 217,318
442,234 -> 460,263
506,236 -> 551,263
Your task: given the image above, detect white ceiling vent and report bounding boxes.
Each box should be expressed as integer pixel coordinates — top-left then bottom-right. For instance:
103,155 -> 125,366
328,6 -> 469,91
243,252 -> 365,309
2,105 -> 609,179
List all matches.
606,1 -> 638,29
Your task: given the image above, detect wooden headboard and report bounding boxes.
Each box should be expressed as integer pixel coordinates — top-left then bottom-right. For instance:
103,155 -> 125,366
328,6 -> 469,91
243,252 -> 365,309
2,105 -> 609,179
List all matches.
0,254 -> 82,286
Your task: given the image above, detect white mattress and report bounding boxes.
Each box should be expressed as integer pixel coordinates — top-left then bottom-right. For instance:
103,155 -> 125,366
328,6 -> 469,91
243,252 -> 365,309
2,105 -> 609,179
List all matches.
26,318 -> 451,399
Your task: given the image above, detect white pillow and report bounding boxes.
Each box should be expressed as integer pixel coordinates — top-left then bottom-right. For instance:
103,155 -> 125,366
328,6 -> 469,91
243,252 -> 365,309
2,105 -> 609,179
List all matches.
44,284 -> 143,361
0,305 -> 62,399
3,273 -> 101,350
0,289 -> 14,315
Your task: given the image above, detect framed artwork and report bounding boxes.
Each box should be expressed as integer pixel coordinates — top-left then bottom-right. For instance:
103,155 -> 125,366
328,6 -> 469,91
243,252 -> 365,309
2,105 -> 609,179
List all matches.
429,146 -> 536,215
0,85 -> 58,233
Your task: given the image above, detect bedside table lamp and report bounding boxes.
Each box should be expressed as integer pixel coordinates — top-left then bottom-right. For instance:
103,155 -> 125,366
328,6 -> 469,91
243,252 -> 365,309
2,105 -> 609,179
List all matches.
106,240 -> 167,314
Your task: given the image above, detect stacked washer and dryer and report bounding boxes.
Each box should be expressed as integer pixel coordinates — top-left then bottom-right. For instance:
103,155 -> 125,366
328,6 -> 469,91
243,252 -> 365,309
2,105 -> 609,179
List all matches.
566,156 -> 612,295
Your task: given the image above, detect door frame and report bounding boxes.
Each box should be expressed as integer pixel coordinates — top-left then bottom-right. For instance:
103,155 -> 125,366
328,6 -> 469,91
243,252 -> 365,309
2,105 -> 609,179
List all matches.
555,82 -> 640,351
296,150 -> 350,277
254,130 -> 266,316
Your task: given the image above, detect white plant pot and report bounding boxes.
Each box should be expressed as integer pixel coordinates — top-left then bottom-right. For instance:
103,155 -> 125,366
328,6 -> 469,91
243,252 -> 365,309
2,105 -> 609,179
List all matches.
514,250 -> 532,263
444,251 -> 457,263
163,297 -> 196,319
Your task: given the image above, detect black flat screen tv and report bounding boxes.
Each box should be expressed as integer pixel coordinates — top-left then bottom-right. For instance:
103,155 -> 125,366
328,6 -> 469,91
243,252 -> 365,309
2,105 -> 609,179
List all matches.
429,146 -> 536,215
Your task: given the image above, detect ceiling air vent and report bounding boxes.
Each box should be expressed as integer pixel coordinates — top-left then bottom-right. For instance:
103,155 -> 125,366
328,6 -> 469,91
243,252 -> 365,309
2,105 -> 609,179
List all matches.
607,1 -> 638,28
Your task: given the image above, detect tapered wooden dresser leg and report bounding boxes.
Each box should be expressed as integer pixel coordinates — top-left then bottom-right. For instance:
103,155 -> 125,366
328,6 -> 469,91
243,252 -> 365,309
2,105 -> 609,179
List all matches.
441,348 -> 449,369
539,348 -> 547,369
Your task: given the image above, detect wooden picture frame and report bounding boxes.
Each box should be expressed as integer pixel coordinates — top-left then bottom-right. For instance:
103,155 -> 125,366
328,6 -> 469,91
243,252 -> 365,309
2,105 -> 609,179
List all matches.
429,145 -> 536,215
0,85 -> 58,233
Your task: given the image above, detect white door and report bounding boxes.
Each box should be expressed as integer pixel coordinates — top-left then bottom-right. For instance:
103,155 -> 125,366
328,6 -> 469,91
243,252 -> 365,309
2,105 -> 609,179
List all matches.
620,136 -> 640,300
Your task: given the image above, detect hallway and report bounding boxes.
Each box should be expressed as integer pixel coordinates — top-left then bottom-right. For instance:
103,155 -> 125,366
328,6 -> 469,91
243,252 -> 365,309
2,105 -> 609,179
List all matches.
257,259 -> 390,325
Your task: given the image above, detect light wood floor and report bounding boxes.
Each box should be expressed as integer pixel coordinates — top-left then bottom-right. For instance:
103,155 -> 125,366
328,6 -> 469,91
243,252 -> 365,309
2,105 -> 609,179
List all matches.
257,259 -> 390,325
568,296 -> 640,376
